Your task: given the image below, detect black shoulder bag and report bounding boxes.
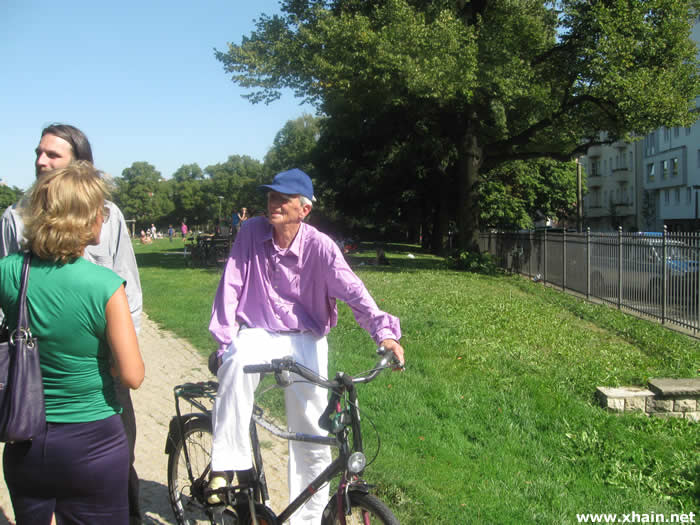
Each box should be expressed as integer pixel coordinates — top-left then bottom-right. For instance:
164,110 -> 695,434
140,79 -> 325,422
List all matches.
0,252 -> 46,442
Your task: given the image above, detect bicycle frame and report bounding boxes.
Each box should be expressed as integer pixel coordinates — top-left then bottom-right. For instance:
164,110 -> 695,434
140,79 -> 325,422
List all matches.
167,351 -> 399,524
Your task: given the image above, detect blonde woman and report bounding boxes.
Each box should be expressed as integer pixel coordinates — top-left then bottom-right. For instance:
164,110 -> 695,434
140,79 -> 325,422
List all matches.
0,161 -> 144,525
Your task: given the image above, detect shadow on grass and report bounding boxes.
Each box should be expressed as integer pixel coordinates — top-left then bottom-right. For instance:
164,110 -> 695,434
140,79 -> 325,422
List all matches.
136,241 -> 447,273
135,250 -> 223,272
346,254 -> 446,272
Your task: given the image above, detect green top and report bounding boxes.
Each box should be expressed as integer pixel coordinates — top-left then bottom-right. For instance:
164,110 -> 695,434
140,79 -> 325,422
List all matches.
0,253 -> 125,423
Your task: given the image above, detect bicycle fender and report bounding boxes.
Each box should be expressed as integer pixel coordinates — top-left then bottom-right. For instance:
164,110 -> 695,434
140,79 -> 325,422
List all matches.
164,413 -> 211,455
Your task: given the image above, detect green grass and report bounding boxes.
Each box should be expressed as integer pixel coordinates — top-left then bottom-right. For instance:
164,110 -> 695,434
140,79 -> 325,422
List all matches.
134,238 -> 700,524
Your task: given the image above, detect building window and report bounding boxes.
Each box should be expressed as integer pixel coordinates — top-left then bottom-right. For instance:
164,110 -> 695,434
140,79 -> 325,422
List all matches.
662,159 -> 669,179
672,158 -> 679,177
647,163 -> 655,182
674,127 -> 680,137
687,187 -> 692,204
686,126 -> 692,136
645,133 -> 656,156
675,188 -> 681,204
663,127 -> 670,141
665,190 -> 670,205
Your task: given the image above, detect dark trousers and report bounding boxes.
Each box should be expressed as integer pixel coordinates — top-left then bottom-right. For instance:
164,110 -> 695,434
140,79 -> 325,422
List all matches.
3,414 -> 129,525
114,382 -> 141,524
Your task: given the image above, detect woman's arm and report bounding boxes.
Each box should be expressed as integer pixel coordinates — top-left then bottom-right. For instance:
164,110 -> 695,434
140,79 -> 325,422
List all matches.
106,285 -> 145,389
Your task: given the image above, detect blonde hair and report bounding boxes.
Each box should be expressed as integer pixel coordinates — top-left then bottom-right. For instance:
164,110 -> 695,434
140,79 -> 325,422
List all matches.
21,160 -> 109,264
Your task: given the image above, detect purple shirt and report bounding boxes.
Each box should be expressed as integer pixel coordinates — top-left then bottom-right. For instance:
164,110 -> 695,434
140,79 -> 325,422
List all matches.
209,216 -> 401,352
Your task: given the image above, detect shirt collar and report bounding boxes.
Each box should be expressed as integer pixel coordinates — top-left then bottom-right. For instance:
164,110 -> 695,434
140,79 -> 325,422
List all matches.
262,220 -> 306,259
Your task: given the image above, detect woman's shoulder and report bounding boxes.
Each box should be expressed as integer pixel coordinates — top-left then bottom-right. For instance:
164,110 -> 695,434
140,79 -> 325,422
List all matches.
75,257 -> 124,283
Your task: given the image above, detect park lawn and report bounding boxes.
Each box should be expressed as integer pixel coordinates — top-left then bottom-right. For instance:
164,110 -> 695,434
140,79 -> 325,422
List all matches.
134,238 -> 699,524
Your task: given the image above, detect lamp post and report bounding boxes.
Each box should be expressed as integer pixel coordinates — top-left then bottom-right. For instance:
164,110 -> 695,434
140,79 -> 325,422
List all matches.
217,196 -> 224,234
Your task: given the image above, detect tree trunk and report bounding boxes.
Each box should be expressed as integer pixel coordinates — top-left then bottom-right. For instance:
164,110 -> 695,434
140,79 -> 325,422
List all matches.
429,166 -> 451,255
457,118 -> 482,253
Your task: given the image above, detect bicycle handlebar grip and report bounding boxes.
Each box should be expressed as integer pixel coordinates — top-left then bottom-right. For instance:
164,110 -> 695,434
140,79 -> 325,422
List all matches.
243,364 -> 273,374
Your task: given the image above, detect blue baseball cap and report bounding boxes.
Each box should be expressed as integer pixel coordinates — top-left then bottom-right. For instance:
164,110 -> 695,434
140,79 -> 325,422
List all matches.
259,169 -> 315,201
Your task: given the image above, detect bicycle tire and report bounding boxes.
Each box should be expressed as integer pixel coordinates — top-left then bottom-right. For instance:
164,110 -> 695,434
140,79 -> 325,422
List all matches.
167,417 -> 236,525
321,491 -> 400,525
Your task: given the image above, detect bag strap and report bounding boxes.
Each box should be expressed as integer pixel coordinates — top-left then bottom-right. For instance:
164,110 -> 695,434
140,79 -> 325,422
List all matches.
11,252 -> 33,342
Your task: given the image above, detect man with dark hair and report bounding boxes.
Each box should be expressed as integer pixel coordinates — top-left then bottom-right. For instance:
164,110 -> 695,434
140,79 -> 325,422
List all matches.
0,123 -> 144,525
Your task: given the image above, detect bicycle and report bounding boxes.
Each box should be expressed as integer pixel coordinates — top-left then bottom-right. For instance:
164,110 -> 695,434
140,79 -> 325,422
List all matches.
164,347 -> 403,524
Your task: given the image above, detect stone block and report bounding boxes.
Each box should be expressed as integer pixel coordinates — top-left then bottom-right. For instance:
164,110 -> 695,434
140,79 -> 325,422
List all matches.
685,412 -> 699,422
648,378 -> 700,397
647,397 -> 674,413
655,412 -> 684,419
674,398 -> 698,412
596,387 -> 652,413
625,396 -> 648,412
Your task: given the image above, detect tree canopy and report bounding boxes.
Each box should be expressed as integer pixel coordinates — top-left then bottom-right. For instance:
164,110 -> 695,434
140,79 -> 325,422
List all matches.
215,0 -> 700,251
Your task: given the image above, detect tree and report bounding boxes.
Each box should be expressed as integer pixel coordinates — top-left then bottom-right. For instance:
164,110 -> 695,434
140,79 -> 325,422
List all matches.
215,0 -> 700,251
204,155 -> 265,222
480,159 -> 580,231
0,185 -> 23,212
114,162 -> 174,226
172,163 -> 206,222
264,114 -> 321,175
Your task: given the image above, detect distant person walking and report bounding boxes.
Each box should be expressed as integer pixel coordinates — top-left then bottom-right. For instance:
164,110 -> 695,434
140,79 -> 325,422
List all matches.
181,221 -> 188,238
168,224 -> 174,242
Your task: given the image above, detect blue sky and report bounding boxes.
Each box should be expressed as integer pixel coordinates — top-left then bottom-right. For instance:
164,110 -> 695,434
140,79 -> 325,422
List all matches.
0,0 -> 314,190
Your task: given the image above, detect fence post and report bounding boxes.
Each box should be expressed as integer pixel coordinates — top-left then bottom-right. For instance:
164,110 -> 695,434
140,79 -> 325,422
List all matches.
662,225 -> 668,324
586,227 -> 591,300
563,229 -> 567,290
529,230 -> 533,278
543,228 -> 548,285
617,226 -> 623,309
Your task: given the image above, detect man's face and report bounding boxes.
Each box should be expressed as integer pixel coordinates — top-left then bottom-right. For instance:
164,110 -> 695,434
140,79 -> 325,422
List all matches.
35,133 -> 74,177
267,191 -> 310,228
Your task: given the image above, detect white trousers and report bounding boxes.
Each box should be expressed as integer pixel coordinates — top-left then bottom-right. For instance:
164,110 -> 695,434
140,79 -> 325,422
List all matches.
211,328 -> 331,525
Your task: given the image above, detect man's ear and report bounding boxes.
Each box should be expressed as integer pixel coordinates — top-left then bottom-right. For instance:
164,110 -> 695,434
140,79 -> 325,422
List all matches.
301,203 -> 313,219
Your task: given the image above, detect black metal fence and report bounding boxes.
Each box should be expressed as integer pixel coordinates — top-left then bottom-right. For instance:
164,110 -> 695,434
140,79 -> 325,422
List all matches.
479,228 -> 700,335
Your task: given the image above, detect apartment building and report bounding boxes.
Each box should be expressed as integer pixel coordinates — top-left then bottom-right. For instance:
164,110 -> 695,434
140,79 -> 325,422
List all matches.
581,23 -> 700,232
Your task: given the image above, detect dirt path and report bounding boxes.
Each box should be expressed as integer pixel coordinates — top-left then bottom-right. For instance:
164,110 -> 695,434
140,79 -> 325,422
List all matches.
0,314 -> 289,525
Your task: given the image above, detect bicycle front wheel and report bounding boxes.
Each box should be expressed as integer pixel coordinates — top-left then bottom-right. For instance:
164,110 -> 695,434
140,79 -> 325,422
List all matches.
167,416 -> 235,525
321,491 -> 400,525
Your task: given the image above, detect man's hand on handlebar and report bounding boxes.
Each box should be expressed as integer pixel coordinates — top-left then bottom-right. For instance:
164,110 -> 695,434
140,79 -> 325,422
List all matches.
379,339 -> 405,370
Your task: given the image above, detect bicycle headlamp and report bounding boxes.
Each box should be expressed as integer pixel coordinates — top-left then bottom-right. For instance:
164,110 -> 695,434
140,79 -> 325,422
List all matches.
347,452 -> 366,474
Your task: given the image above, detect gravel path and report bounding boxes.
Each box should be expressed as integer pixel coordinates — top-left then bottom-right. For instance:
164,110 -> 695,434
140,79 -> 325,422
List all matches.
0,314 -> 289,525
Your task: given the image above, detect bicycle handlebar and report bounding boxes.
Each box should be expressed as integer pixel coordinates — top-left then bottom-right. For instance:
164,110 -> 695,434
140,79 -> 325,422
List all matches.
242,347 -> 402,389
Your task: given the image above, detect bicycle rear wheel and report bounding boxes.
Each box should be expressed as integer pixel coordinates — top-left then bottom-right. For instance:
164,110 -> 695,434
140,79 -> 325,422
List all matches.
167,417 -> 236,525
321,491 -> 400,525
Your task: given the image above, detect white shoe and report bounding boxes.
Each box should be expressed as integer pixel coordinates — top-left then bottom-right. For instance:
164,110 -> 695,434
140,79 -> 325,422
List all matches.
207,474 -> 228,504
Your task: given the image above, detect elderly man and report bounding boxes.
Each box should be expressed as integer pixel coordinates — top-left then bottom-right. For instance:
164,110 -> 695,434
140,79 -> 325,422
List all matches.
0,123 -> 144,525
208,168 -> 405,524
